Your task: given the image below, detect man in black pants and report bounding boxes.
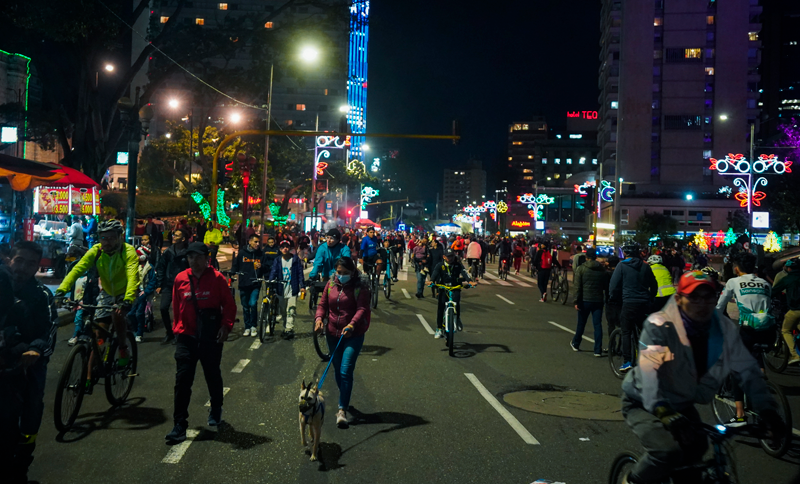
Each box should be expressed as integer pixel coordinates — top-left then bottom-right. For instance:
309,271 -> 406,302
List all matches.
609,247 -> 657,373
155,228 -> 189,345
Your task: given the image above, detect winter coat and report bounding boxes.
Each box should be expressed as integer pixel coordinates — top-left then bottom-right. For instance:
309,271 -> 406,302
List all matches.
309,242 -> 351,280
431,260 -> 471,287
172,267 -> 236,337
231,246 -> 264,289
466,241 -> 482,259
268,255 -> 306,297
572,259 -> 610,304
772,271 -> 800,311
4,276 -> 58,360
58,243 -> 141,303
154,244 -> 190,289
315,275 -> 371,337
429,245 -> 444,270
360,236 -> 379,259
609,257 -> 657,304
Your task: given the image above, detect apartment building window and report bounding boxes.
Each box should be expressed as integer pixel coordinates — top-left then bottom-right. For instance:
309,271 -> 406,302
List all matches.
705,67 -> 715,76
512,141 -> 523,145
542,158 -> 547,164
664,115 -> 702,130
707,32 -> 715,42
528,155 -> 533,159
523,176 -> 533,180
286,120 -> 293,126
654,31 -> 662,43
653,83 -> 660,92
654,49 -> 663,59
704,133 -> 713,143
652,132 -> 660,143
652,99 -> 660,109
592,159 -> 598,165
579,157 -> 586,164
566,158 -> 572,164
653,66 -> 661,76
654,17 -> 663,26
748,48 -> 758,58
160,16 -> 169,23
523,169 -> 533,173
703,150 -> 712,159
555,158 -> 561,164
610,101 -> 618,109
508,157 -> 512,161
748,32 -> 759,41
621,209 -> 629,226
264,21 -> 274,29
705,82 -> 714,92
685,48 -> 702,59
747,99 -> 757,109
195,18 -> 205,25
219,3 -> 228,9
705,48 -> 715,58
707,16 -> 715,25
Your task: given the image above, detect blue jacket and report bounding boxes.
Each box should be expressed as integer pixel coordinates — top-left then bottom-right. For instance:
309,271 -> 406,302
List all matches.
310,242 -> 352,280
360,236 -> 379,258
269,255 -> 306,297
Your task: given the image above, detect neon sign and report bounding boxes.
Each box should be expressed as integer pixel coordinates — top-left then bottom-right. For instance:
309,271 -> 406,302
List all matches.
574,180 -> 596,196
371,157 -> 381,173
361,186 -> 379,208
599,180 -> 615,202
316,161 -> 328,176
497,201 -> 508,213
517,193 -> 554,205
709,153 -> 793,212
567,111 -> 598,119
511,220 -> 531,228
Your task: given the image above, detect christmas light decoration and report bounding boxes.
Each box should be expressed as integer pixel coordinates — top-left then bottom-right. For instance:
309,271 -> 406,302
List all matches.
693,229 -> 708,252
347,159 -> 366,176
574,180 -> 596,196
764,231 -> 781,252
724,228 -> 737,246
714,230 -> 725,247
497,201 -> 508,213
599,180 -> 616,202
191,191 -> 212,220
361,186 -> 379,208
269,203 -> 288,226
709,153 -> 793,213
216,189 -> 230,227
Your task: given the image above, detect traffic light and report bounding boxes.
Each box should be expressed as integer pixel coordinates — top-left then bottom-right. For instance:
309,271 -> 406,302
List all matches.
584,186 -> 596,212
219,161 -> 234,187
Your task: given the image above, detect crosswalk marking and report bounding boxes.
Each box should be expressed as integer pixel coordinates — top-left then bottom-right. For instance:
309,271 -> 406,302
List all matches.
402,288 -> 411,299
162,429 -> 200,464
249,340 -> 261,350
496,294 -> 515,305
547,320 -> 595,343
231,359 -> 250,373
503,274 -> 532,287
205,387 -> 231,406
483,272 -> 513,286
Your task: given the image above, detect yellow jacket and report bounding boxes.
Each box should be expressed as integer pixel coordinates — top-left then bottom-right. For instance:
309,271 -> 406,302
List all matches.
57,243 -> 141,302
651,263 -> 676,297
204,228 -> 223,246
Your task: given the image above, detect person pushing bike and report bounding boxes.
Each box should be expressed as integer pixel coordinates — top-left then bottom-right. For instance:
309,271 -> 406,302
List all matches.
430,249 -> 473,339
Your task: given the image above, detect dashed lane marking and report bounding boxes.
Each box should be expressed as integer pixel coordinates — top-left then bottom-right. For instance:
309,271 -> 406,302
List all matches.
464,373 -> 540,445
205,387 -> 231,406
547,320 -> 595,343
416,314 -> 435,335
249,340 -> 262,350
402,289 -> 412,299
231,359 -> 251,373
496,294 -> 515,305
162,429 -> 200,464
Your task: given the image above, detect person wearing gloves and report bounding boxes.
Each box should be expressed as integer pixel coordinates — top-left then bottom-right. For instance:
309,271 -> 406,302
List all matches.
314,257 -> 370,428
128,246 -> 158,343
268,240 -> 306,338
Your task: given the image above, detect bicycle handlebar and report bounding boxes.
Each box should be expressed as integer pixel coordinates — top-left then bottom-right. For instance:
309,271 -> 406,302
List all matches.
429,283 -> 472,290
62,299 -> 119,311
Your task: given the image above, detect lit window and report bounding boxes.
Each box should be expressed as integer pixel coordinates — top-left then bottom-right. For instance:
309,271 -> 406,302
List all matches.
592,159 -> 598,164
508,157 -> 512,161
523,169 -> 533,173
160,16 -> 169,23
454,171 -> 458,174
528,155 -> 533,159
513,124 -> 529,131
523,176 -> 533,180
555,158 -> 561,164
512,141 -> 523,145
264,21 -> 274,29
579,157 -> 586,164
286,120 -> 293,126
542,158 -> 547,164
296,104 -> 306,111
705,48 -> 715,59
654,17 -> 662,26
707,16 -> 715,25
570,134 -> 583,139
610,101 -> 618,109
566,158 -> 572,164
195,18 -> 205,25
218,3 -> 228,9
703,150 -> 712,159
685,48 -> 701,59
705,67 -> 715,76
748,32 -> 759,41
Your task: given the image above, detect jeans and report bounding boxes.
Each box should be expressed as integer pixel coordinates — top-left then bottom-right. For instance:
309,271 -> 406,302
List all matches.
278,295 -> 297,331
127,294 -> 150,337
436,289 -> 462,330
325,334 -> 364,411
621,301 -> 650,364
72,307 -> 87,338
573,301 -> 604,354
537,268 -> 551,299
622,394 -> 706,483
239,286 -> 261,330
415,268 -> 427,296
173,334 -> 224,424
159,287 -> 175,337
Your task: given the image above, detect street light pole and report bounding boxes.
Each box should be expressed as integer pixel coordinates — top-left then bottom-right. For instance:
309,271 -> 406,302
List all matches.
259,63 -> 273,241
187,107 -> 193,216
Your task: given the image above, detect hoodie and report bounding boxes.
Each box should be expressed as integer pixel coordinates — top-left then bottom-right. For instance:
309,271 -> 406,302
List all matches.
231,245 -> 263,289
572,259 -> 609,304
609,257 -> 657,304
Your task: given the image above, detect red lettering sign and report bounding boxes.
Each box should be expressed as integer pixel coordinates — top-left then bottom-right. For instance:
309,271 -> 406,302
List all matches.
567,111 -> 599,119
511,220 -> 531,228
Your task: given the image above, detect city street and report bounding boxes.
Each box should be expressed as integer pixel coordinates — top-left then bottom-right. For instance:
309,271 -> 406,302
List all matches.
31,263 -> 800,484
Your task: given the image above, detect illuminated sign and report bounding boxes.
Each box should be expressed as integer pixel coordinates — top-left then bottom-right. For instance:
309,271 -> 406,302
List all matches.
316,161 -> 328,176
497,201 -> 508,213
116,152 -> 129,165
517,193 -> 554,205
511,220 -> 531,228
1,127 -> 18,143
566,111 -> 598,119
535,221 -> 544,230
574,180 -> 596,196
752,211 -> 769,229
371,157 -> 381,173
709,153 -> 793,212
599,180 -> 615,202
361,186 -> 379,208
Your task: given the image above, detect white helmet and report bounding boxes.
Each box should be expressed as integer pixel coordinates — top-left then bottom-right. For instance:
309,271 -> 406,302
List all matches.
647,255 -> 662,265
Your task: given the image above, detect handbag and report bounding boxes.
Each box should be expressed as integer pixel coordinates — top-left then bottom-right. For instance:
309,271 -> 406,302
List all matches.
188,275 -> 222,342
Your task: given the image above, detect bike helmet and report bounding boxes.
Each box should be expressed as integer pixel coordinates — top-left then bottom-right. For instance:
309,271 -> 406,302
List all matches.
98,219 -> 123,234
701,265 -> 720,280
647,255 -> 662,265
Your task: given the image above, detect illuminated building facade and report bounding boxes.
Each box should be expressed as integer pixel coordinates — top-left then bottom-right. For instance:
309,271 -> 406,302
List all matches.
346,1 -> 369,162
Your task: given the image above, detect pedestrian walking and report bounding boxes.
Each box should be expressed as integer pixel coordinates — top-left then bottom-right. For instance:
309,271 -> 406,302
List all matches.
412,239 -> 429,298
154,228 -> 190,345
570,248 -> 609,356
231,234 -> 263,337
166,242 -> 236,444
268,240 -> 305,338
313,257 -> 371,428
534,243 -> 553,302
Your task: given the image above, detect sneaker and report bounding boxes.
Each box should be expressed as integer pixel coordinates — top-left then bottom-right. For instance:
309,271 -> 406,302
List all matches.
594,353 -> 603,358
434,329 -> 443,339
135,335 -> 143,343
250,328 -> 257,337
336,409 -> 348,428
243,328 -> 251,337
570,341 -> 579,352
208,407 -> 222,426
542,293 -> 547,302
161,334 -> 175,345
618,362 -> 632,372
726,416 -> 747,428
539,298 -> 545,303
283,329 -> 295,339
165,421 -> 188,444
68,337 -> 78,346
788,356 -> 800,366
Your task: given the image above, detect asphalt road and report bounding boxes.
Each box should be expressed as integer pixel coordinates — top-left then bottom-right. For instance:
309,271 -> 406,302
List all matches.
30,261 -> 800,484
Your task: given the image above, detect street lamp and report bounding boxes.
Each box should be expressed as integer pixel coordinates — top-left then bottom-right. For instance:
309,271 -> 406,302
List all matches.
299,46 -> 320,63
104,63 -> 115,72
168,98 -> 180,109
719,114 -> 729,121
230,112 -> 242,124
362,143 -> 370,152
339,105 -> 349,113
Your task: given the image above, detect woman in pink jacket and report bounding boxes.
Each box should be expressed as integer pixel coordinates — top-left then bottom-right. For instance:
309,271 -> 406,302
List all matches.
314,257 -> 371,427
466,236 -> 483,281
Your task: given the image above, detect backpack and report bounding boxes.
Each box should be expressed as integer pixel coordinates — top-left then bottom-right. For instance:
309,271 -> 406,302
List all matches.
540,251 -> 552,270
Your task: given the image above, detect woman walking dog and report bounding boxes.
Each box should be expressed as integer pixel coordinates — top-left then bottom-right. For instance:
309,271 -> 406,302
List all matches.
314,257 -> 371,428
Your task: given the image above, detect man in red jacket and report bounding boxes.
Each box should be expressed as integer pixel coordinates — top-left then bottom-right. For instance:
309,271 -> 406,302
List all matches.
166,242 -> 236,444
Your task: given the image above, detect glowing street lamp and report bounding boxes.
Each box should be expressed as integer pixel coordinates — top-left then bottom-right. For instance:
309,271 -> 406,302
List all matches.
339,105 -> 350,113
168,98 -> 180,109
104,63 -> 115,72
230,112 -> 242,124
299,46 -> 320,63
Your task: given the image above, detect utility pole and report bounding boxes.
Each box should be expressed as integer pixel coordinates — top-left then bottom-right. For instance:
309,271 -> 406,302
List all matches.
259,63 -> 274,240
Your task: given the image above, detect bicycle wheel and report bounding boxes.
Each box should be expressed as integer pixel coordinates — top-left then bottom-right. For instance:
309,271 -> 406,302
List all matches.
764,334 -> 789,374
560,279 -> 570,305
758,381 -> 792,458
608,329 -> 626,380
257,301 -> 269,342
445,308 -> 456,357
54,343 -> 88,432
550,275 -> 561,301
608,452 -> 638,484
268,298 -> 279,337
371,277 -> 379,309
105,331 -> 137,406
383,276 -> 391,300
313,323 -> 331,361
712,379 -> 738,426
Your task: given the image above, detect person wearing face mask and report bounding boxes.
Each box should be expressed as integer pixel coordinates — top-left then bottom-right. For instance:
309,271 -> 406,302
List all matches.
313,257 -> 371,428
430,248 -> 473,339
309,229 -> 352,282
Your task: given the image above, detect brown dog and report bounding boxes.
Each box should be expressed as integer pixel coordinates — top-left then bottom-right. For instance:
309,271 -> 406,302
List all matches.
299,380 -> 325,461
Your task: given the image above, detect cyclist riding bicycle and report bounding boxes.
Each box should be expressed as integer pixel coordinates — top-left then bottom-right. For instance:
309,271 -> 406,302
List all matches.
714,252 -> 775,427
55,219 -> 139,389
309,229 -> 351,281
497,237 -> 512,274
430,249 -> 473,339
376,238 -> 393,282
620,271 -> 784,484
359,227 -> 379,275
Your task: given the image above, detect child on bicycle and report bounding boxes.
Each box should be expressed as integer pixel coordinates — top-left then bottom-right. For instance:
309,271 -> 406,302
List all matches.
430,249 -> 473,339
376,239 -> 392,283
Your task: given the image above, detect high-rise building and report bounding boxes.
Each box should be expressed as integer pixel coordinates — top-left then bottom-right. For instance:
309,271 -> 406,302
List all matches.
345,1 -> 369,163
442,159 -> 486,217
759,0 -> 800,139
598,0 -> 759,234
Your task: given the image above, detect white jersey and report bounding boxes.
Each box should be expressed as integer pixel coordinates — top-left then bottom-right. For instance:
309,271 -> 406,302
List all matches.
716,274 -> 774,329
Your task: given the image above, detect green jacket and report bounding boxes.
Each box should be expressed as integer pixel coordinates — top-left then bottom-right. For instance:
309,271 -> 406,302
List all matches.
572,259 -> 609,304
57,243 -> 140,303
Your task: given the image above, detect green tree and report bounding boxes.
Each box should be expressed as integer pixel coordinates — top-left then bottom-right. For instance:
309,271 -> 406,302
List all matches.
633,210 -> 679,246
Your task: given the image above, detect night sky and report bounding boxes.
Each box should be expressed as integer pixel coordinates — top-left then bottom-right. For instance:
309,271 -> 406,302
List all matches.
368,0 -> 601,202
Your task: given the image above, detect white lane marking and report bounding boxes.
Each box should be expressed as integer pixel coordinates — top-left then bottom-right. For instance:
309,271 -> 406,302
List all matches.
496,294 -> 515,305
464,373 -> 540,445
249,340 -> 262,350
397,268 -> 408,281
504,274 -> 532,287
231,359 -> 251,373
402,288 -> 411,299
794,428 -> 800,438
483,272 -> 512,286
547,320 -> 595,343
205,387 -> 231,406
416,314 -> 435,335
162,429 -> 200,464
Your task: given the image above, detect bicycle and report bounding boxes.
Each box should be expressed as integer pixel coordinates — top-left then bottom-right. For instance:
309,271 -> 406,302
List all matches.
362,263 -> 380,309
382,258 -> 392,300
607,324 -> 640,379
609,422 -> 755,484
549,265 -> 570,305
254,278 -> 281,342
54,300 -> 138,432
498,257 -> 510,281
430,283 -> 472,357
762,325 -> 792,373
468,258 -> 480,281
306,278 -> 327,312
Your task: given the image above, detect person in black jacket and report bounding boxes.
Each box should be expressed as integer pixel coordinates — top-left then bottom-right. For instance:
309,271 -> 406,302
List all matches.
570,248 -> 609,356
0,241 -> 57,484
430,249 -> 473,339
155,228 -> 190,344
261,236 -> 280,273
231,234 -> 264,337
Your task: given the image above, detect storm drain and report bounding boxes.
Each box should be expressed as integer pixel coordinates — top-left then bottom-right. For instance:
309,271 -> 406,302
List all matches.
503,390 -> 624,421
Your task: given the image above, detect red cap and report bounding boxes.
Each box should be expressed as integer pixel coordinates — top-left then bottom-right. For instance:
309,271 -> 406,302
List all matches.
677,270 -> 716,295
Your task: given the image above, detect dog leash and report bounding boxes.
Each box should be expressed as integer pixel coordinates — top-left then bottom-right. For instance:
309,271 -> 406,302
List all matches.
317,330 -> 348,390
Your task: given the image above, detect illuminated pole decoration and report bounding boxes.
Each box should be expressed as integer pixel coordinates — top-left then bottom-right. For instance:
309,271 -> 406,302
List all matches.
516,193 -> 554,220
312,135 -> 348,215
361,185 -> 379,209
709,153 -> 792,213
764,231 -> 781,252
724,228 -> 737,246
346,1 -> 369,163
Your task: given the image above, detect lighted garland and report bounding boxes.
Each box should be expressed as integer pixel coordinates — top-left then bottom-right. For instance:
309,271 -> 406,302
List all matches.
269,203 -> 288,226
191,191 -> 212,220
216,189 -> 230,227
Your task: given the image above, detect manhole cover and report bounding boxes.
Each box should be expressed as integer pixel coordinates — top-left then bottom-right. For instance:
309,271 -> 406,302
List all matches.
503,390 -> 623,421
